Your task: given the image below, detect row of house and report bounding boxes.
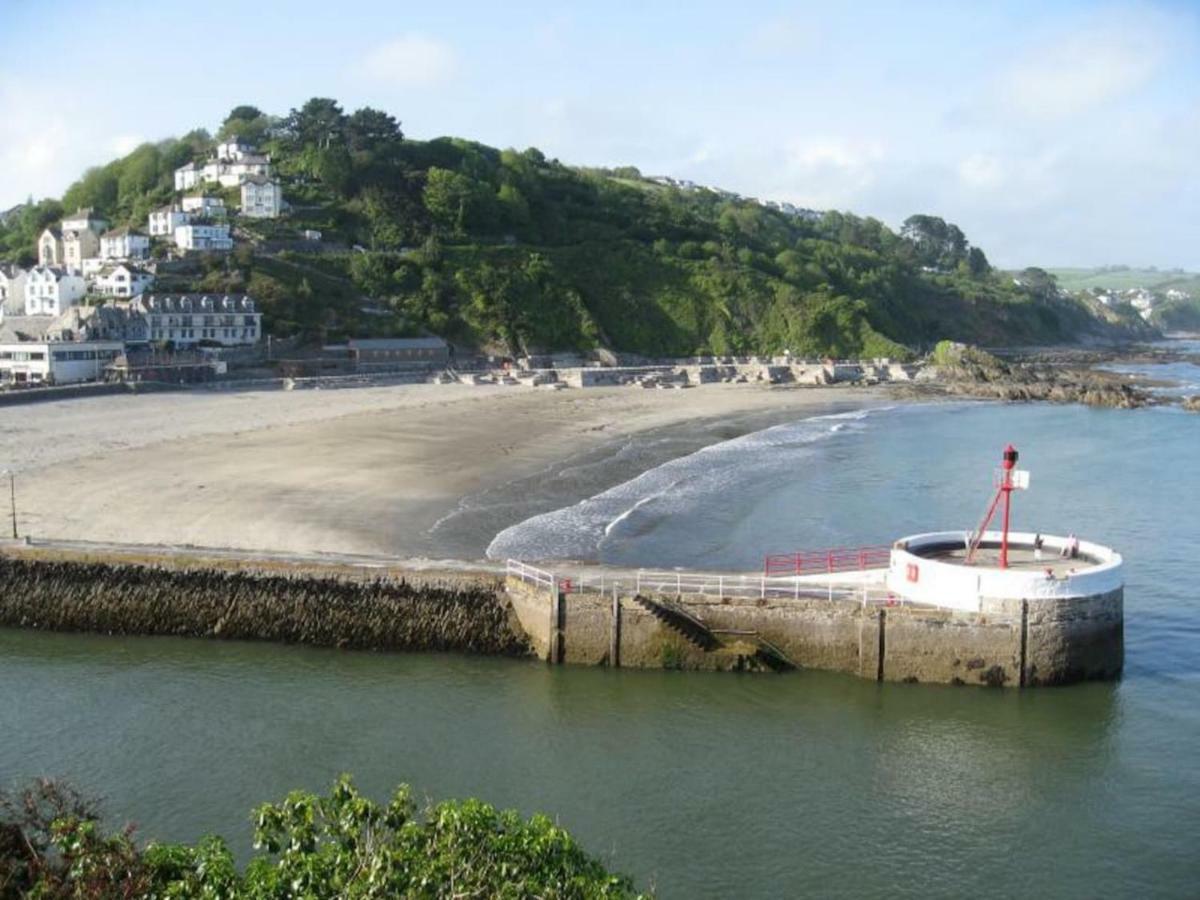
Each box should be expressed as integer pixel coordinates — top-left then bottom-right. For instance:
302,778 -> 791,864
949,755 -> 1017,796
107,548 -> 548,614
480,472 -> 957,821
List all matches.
171,137 -> 283,218
0,293 -> 263,386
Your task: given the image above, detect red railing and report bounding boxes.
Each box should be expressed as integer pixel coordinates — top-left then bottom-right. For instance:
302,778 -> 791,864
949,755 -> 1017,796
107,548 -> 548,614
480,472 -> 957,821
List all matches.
763,545 -> 891,578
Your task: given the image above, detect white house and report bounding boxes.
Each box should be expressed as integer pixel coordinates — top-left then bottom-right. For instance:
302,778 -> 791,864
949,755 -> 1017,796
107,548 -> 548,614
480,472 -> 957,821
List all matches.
181,195 -> 226,217
135,294 -> 262,346
174,161 -> 202,191
93,264 -> 154,298
218,155 -> 271,187
216,137 -> 254,161
99,226 -> 151,260
0,340 -> 124,386
240,176 -> 282,218
148,205 -> 190,237
61,208 -> 108,235
175,156 -> 271,190
0,266 -> 29,316
24,266 -> 87,316
174,223 -> 233,252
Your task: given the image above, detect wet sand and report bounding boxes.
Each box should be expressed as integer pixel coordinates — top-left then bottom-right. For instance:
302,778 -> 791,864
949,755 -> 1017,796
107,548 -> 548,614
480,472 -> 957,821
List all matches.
1,382 -> 888,560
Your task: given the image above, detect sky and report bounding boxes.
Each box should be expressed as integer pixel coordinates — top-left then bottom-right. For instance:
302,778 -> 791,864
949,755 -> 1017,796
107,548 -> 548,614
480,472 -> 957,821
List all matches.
1,0 -> 1197,269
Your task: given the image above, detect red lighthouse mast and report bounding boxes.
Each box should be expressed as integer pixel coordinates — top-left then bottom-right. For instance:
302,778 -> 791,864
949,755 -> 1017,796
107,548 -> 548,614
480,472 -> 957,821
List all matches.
966,444 -> 1024,569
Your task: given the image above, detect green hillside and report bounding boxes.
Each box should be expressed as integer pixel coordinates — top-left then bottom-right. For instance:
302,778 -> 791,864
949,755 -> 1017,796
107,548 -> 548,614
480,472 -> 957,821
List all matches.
0,99 -> 1155,356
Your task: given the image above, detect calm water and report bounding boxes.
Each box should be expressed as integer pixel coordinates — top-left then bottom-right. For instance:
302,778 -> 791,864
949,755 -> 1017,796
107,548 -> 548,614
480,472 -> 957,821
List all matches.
3,400 -> 1199,898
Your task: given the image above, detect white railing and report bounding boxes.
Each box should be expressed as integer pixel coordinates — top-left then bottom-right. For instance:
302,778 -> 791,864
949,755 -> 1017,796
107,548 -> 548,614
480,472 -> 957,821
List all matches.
505,559 -> 881,603
505,559 -> 555,592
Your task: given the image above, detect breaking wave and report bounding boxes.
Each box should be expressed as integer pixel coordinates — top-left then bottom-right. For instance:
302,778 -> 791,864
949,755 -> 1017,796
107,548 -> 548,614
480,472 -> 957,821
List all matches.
486,407 -> 888,562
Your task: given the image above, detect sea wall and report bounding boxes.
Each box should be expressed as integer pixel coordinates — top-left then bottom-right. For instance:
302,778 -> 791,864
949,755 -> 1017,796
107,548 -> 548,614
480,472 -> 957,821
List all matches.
506,578 -> 1124,686
0,555 -> 527,656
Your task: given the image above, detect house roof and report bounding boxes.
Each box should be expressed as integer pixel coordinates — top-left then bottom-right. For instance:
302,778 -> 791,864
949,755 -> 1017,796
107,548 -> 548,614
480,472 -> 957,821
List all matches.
41,227 -> 62,239
347,337 -> 449,351
101,226 -> 146,239
241,175 -> 277,186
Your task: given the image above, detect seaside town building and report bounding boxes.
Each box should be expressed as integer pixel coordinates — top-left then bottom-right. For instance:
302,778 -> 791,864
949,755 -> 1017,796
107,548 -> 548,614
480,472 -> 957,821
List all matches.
24,266 -> 86,316
239,176 -> 283,218
92,264 -> 154,298
45,303 -> 150,343
37,228 -> 64,267
174,223 -> 233,252
181,195 -> 226,217
135,294 -> 262,346
99,227 -> 151,261
60,208 -> 109,273
0,266 -> 29,316
216,137 -> 254,161
148,205 -> 190,237
0,339 -> 124,386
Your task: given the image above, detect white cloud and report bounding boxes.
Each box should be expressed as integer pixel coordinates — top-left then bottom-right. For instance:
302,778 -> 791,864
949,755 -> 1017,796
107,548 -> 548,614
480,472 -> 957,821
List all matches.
997,13 -> 1173,120
359,34 -> 458,87
782,136 -> 885,207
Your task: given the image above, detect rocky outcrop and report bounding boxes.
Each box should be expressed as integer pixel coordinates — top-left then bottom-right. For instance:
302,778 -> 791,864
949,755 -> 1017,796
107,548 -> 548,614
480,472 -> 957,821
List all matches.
915,342 -> 1153,409
1184,396 -> 1200,413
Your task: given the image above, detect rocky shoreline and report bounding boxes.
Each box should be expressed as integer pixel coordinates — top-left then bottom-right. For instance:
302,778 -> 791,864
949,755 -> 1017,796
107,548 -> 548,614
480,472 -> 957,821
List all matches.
905,342 -> 1195,410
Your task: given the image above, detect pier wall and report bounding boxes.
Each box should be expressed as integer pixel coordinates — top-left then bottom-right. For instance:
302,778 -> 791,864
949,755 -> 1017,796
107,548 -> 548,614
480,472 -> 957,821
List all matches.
0,553 -> 527,656
506,578 -> 1123,686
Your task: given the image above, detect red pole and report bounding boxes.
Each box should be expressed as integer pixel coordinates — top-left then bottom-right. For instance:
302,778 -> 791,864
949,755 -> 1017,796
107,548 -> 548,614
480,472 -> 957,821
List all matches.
1000,477 -> 1012,569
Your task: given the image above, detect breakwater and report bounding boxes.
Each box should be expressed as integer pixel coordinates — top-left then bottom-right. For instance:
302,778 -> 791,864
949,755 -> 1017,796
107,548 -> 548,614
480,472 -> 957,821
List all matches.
0,554 -> 525,656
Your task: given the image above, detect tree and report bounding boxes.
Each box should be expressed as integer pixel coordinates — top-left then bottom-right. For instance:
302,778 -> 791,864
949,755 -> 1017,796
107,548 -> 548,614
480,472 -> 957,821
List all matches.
423,168 -> 492,236
284,97 -> 347,150
0,777 -> 643,897
346,106 -> 402,154
218,104 -> 272,144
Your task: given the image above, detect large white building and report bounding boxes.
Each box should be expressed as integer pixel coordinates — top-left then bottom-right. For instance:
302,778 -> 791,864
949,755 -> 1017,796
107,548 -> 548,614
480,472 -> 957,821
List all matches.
99,226 -> 151,260
240,176 -> 283,218
135,294 -> 262,346
174,223 -> 233,252
0,340 -> 124,386
93,264 -> 154,298
24,266 -> 87,316
148,205 -> 191,237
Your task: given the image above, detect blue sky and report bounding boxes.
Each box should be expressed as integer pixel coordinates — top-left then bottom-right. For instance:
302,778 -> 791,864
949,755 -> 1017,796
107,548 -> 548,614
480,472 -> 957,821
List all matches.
2,0 -> 1197,268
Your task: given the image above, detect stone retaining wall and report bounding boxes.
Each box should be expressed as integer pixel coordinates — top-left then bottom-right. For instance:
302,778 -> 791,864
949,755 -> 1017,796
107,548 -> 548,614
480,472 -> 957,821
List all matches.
0,555 -> 527,656
506,578 -> 1123,686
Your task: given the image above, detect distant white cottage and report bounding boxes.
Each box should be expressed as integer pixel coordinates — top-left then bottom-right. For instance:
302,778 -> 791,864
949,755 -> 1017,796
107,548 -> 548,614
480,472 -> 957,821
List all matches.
24,266 -> 87,316
93,263 -> 154,298
0,265 -> 29,316
181,195 -> 226,217
216,137 -> 254,161
240,176 -> 282,218
174,223 -> 233,252
99,226 -> 151,261
148,205 -> 190,237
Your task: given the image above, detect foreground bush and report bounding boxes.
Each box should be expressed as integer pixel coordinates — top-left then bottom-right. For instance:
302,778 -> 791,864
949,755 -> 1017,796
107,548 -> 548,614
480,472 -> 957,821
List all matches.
0,776 -> 643,898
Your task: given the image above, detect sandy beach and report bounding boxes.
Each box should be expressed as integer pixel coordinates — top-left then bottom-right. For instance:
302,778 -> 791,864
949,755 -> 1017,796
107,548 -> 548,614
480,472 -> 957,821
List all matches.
0,382 -> 887,560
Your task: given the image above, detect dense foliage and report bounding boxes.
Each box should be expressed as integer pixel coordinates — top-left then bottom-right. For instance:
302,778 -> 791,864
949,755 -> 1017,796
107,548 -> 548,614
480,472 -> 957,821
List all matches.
0,776 -> 642,898
0,98 -> 1154,355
